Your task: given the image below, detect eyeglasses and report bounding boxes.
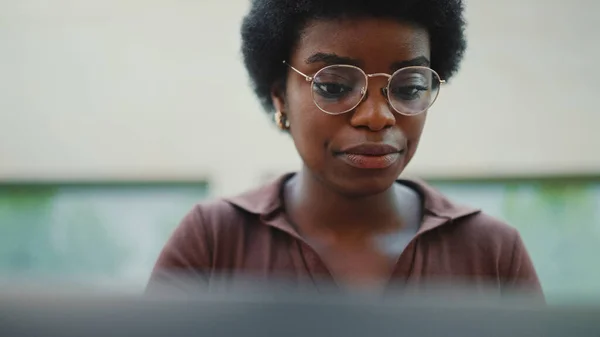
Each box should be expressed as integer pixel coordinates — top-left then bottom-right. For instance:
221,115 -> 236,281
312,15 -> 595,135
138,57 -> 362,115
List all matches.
283,61 -> 445,116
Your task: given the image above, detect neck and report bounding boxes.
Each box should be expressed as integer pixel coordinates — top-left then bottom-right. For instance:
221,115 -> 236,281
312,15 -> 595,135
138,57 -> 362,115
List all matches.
284,168 -> 404,237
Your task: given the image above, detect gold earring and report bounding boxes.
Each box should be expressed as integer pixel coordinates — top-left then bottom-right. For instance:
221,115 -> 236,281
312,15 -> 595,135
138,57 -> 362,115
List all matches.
275,110 -> 290,130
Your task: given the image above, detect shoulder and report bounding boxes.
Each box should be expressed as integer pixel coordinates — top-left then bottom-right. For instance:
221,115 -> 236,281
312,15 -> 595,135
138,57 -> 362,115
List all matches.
420,185 -> 524,264
456,211 -> 542,297
433,202 -> 540,294
165,195 -> 268,261
148,196 -> 268,288
157,174 -> 290,262
147,197 -> 259,292
408,178 -> 540,286
426,208 -> 523,273
192,198 -> 256,234
454,211 -> 521,249
405,177 -> 521,248
176,172 -> 292,235
151,199 -> 244,266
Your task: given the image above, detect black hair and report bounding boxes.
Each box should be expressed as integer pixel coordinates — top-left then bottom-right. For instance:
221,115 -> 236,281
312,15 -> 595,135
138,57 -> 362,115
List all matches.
241,0 -> 467,114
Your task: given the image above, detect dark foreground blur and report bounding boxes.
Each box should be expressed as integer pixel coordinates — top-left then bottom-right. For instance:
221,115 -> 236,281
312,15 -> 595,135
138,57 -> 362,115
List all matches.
1,277 -> 599,337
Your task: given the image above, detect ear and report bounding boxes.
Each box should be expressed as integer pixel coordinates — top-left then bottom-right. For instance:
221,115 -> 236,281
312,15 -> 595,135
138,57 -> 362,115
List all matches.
270,83 -> 286,113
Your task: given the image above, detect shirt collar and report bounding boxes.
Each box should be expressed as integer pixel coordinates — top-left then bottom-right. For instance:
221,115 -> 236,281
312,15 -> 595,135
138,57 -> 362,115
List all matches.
226,172 -> 480,233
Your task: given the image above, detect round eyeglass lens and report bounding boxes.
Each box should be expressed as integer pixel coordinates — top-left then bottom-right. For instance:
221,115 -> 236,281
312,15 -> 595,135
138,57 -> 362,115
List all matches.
311,65 -> 367,114
387,67 -> 441,115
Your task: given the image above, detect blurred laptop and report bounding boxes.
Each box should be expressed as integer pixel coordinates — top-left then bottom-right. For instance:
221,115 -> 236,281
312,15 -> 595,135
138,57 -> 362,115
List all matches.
1,282 -> 599,337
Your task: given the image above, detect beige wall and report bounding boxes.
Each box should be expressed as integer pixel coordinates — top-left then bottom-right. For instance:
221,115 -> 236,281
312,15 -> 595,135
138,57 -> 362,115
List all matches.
1,0 -> 598,196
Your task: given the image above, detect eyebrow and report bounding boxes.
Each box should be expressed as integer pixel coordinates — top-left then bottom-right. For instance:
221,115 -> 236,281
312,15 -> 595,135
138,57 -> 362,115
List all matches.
390,56 -> 430,71
304,52 -> 431,71
305,53 -> 362,67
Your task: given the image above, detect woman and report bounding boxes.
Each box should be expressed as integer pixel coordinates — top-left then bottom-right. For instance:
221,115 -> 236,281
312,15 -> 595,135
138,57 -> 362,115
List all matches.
148,0 -> 543,298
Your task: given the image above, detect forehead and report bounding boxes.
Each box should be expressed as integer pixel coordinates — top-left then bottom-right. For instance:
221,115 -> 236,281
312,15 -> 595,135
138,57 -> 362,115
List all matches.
292,18 -> 430,71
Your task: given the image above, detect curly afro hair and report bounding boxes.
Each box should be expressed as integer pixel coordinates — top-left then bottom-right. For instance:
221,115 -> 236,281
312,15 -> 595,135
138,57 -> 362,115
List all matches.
241,0 -> 467,114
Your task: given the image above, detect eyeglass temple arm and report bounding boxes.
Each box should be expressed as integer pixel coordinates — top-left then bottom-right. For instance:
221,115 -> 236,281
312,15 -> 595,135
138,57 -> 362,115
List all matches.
283,61 -> 313,82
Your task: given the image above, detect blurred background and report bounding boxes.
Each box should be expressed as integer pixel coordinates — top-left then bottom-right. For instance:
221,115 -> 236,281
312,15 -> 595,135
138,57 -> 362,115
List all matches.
0,0 -> 598,303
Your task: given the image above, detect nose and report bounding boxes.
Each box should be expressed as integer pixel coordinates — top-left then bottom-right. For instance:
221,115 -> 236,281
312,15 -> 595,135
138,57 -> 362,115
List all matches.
349,78 -> 396,131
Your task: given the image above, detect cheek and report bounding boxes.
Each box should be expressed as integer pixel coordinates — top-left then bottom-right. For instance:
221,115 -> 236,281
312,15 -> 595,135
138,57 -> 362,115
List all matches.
400,113 -> 427,158
287,85 -> 319,136
286,86 -> 328,161
285,78 -> 310,120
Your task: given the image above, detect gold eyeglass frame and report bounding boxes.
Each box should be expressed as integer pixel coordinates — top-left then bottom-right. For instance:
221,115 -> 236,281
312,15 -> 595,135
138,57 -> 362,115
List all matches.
283,60 -> 445,116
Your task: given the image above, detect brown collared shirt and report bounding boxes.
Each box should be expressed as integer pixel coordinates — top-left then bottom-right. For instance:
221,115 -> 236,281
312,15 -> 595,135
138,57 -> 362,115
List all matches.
148,173 -> 543,298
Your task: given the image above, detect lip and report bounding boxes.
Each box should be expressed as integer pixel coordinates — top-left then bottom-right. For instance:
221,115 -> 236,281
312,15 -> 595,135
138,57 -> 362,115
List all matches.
335,143 -> 404,169
338,143 -> 402,156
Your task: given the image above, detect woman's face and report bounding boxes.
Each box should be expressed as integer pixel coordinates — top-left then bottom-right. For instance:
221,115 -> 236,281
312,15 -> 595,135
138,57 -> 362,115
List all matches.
273,18 -> 431,197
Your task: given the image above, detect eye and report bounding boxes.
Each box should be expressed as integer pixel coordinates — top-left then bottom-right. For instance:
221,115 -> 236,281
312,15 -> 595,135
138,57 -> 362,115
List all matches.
313,82 -> 354,99
390,85 -> 428,101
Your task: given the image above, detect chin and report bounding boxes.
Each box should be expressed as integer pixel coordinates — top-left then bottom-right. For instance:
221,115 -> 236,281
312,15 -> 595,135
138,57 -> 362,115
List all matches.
326,170 -> 400,198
